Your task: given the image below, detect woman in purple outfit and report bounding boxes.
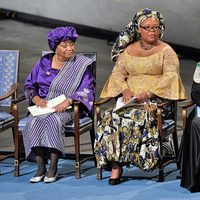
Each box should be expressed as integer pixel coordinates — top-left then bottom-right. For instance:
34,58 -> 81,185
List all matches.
23,26 -> 95,183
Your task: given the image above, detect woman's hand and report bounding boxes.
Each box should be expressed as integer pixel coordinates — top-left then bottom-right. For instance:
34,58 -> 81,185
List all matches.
33,96 -> 47,108
122,89 -> 134,103
54,98 -> 72,113
135,92 -> 151,103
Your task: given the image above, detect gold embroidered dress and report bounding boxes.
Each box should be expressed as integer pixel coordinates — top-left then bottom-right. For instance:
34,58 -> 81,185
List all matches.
101,46 -> 186,99
94,46 -> 186,171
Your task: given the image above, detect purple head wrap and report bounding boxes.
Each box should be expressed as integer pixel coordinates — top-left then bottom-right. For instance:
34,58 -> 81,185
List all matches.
47,26 -> 78,51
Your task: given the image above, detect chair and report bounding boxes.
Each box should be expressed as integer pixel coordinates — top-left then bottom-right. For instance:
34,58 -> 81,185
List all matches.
176,100 -> 194,171
181,100 -> 195,130
95,98 -> 179,182
0,50 -> 20,176
13,52 -> 97,178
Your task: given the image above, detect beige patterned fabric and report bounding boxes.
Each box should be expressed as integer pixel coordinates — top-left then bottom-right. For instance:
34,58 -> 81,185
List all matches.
94,107 -> 159,171
101,45 -> 187,100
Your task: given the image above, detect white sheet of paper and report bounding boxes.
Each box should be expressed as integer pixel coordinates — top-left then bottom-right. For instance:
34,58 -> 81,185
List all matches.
28,94 -> 71,116
113,96 -> 137,112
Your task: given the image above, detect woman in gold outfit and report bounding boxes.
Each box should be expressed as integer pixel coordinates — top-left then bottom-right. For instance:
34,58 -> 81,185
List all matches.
94,8 -> 187,185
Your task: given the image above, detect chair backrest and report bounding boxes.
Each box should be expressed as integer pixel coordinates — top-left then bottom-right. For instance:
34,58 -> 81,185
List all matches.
41,50 -> 96,80
81,53 -> 97,118
0,50 -> 19,107
81,52 -> 97,82
42,50 -> 53,56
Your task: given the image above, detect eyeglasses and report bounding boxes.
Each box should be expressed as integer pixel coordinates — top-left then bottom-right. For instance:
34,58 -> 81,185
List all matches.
140,25 -> 160,31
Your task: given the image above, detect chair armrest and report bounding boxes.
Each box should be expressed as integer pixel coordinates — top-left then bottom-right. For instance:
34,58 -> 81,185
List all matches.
94,97 -> 114,106
156,100 -> 174,133
157,100 -> 172,108
0,83 -> 19,101
12,94 -> 26,104
73,99 -> 80,111
73,100 -> 80,118
94,97 -> 115,122
73,99 -> 80,105
72,100 -> 82,133
180,100 -> 195,109
180,100 -> 195,130
156,106 -> 163,132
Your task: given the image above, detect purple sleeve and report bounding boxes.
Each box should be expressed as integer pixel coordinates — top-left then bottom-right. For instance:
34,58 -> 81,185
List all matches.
24,59 -> 40,104
70,66 -> 95,111
24,55 -> 58,104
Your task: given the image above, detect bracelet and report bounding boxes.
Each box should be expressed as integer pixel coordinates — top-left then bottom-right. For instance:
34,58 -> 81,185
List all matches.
146,91 -> 151,99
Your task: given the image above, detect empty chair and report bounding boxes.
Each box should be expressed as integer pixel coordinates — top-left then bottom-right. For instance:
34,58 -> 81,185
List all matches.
0,50 -> 20,176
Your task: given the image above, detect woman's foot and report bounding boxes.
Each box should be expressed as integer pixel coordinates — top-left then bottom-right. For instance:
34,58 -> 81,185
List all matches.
44,171 -> 58,183
34,169 -> 47,177
44,166 -> 58,183
31,149 -> 47,183
30,169 -> 46,183
108,162 -> 123,185
45,166 -> 57,178
30,173 -> 46,183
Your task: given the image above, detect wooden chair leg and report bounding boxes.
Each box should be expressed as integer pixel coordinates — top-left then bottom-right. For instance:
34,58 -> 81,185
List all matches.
97,167 -> 102,180
159,135 -> 164,182
158,145 -> 164,182
14,160 -> 19,177
90,129 -> 97,167
13,128 -> 20,176
158,168 -> 164,182
74,130 -> 80,179
172,131 -> 180,169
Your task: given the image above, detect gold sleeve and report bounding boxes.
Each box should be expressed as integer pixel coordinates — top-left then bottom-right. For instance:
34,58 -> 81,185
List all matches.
151,46 -> 187,100
100,46 -> 187,100
100,52 -> 129,98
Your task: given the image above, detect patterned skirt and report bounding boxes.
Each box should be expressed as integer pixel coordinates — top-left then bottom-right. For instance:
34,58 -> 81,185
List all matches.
94,106 -> 159,171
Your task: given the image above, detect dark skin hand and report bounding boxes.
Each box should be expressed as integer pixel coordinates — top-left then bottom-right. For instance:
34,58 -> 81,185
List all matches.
33,96 -> 72,112
53,98 -> 71,112
122,89 -> 150,103
33,96 -> 47,108
122,89 -> 134,103
135,92 -> 149,103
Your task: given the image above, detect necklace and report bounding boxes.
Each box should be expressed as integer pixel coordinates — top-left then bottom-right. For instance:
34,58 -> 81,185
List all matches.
140,40 -> 155,51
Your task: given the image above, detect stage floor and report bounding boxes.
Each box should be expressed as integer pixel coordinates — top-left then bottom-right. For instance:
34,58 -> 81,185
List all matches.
0,19 -> 199,198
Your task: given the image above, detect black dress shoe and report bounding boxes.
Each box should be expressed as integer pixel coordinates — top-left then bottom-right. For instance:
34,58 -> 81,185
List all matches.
108,177 -> 121,185
108,166 -> 123,185
103,162 -> 112,171
176,175 -> 182,179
